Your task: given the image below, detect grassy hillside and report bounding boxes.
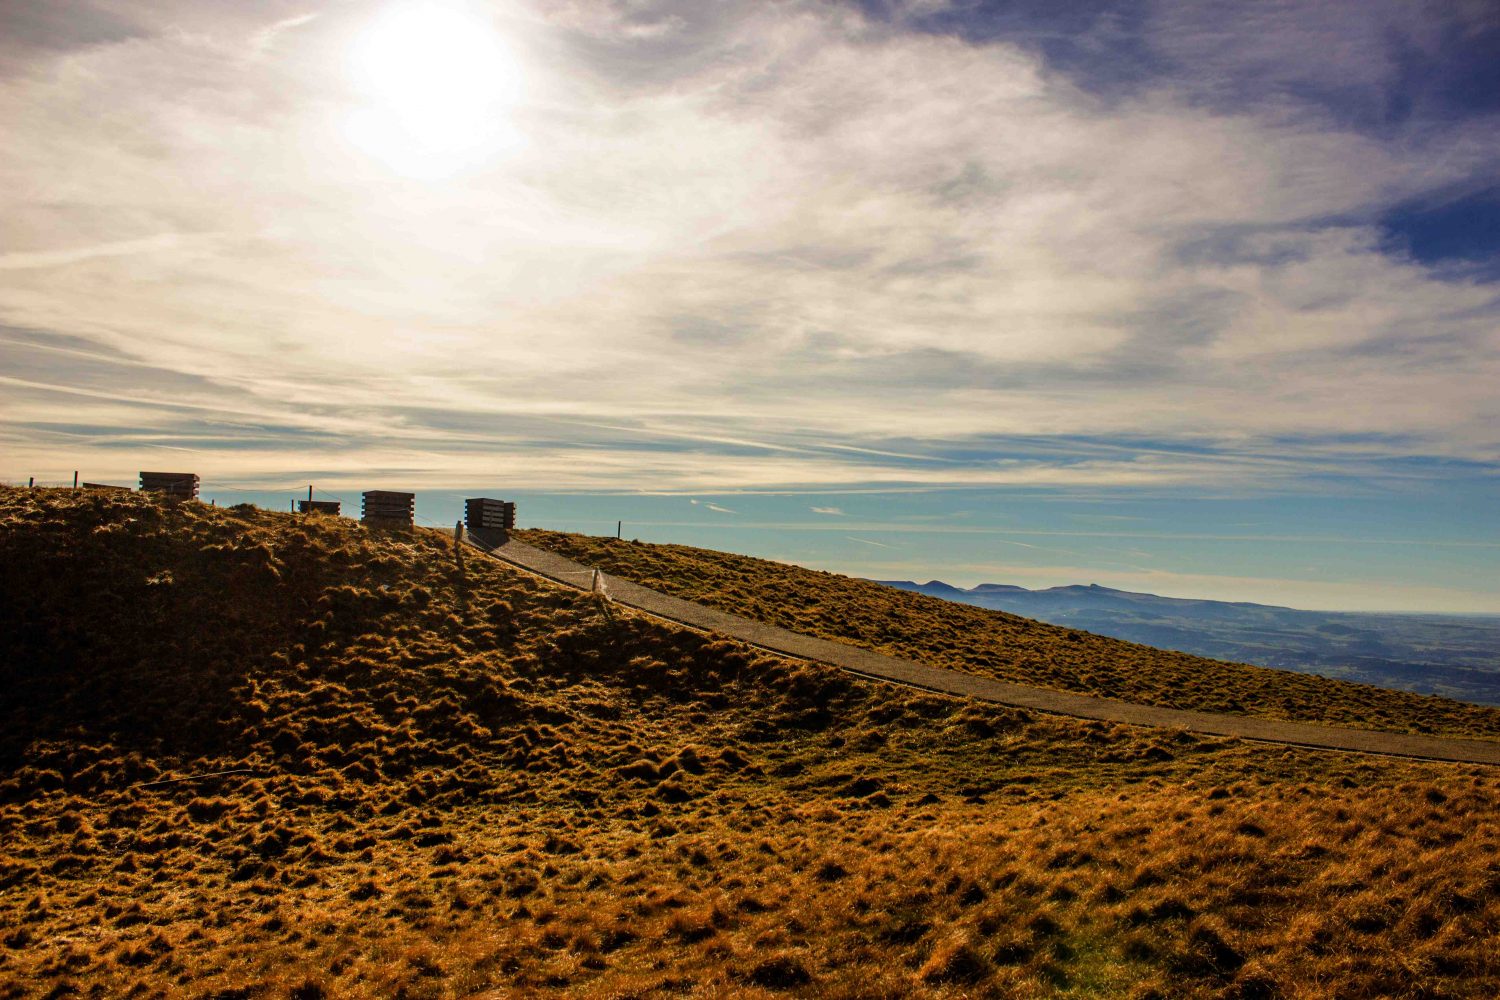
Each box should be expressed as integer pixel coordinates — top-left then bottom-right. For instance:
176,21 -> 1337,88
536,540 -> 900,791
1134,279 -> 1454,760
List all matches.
0,488 -> 1496,999
519,530 -> 1500,740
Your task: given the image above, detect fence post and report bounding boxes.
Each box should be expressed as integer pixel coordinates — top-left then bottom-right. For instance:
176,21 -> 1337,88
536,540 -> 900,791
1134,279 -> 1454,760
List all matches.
617,520 -> 622,540
28,477 -> 33,488
73,471 -> 78,489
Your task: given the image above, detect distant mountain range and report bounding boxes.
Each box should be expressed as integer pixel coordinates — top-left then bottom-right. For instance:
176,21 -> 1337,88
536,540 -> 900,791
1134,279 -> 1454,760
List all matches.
874,580 -> 1500,706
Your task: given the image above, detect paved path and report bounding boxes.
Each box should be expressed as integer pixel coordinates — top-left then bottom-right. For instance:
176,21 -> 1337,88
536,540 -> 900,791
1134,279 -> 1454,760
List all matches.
472,535 -> 1500,767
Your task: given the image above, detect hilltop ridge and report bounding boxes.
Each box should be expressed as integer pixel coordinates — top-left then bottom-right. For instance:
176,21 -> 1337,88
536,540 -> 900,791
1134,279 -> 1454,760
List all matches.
520,530 -> 1500,738
2,489 -> 1499,999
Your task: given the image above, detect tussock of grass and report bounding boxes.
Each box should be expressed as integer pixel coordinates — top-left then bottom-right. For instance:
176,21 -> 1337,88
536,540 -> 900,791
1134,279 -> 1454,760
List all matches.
521,529 -> 1500,740
0,488 -> 1497,998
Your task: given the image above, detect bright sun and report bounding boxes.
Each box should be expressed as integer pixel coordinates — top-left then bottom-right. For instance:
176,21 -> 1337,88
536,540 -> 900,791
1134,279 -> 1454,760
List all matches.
345,2 -> 524,179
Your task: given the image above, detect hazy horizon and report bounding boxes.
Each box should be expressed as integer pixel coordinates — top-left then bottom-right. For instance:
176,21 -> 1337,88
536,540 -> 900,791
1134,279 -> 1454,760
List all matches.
8,476 -> 1495,614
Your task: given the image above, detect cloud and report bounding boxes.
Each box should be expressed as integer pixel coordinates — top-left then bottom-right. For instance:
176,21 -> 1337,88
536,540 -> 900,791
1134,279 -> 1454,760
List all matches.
0,233 -> 225,272
810,506 -> 846,515
0,0 -> 145,59
689,498 -> 736,513
251,12 -> 319,54
1139,0 -> 1500,126
0,0 -> 1497,494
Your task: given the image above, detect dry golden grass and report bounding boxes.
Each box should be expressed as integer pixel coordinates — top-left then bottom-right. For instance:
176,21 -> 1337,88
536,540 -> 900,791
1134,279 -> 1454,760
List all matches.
1,489 -> 1497,999
520,529 -> 1500,741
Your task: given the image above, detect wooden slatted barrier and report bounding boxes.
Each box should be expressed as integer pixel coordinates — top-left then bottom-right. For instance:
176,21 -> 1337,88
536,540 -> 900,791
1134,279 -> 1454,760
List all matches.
465,497 -> 516,546
299,500 -> 341,515
361,490 -> 414,527
139,472 -> 200,500
465,498 -> 516,530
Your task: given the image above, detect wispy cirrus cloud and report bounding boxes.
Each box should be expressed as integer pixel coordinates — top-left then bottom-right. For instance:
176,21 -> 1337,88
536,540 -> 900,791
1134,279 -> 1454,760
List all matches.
1,0 -> 1497,496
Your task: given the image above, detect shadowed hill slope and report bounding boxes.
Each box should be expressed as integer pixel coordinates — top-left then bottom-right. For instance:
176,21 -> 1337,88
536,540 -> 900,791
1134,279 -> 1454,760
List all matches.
2,489 -> 1499,999
518,530 -> 1500,741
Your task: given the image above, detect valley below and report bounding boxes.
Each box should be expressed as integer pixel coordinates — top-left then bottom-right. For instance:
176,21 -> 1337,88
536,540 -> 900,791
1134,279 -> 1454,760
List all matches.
878,581 -> 1500,707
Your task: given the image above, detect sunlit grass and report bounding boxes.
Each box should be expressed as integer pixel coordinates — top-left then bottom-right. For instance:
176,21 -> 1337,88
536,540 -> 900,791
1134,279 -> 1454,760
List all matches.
520,528 -> 1500,740
0,488 -> 1496,998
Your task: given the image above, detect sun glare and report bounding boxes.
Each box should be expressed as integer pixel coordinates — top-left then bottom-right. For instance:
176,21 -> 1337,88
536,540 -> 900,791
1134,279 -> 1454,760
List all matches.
345,2 -> 524,179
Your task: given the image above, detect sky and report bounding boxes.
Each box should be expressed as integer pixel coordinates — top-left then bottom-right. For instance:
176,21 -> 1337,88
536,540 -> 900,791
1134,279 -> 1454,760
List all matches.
1,0 -> 1497,613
